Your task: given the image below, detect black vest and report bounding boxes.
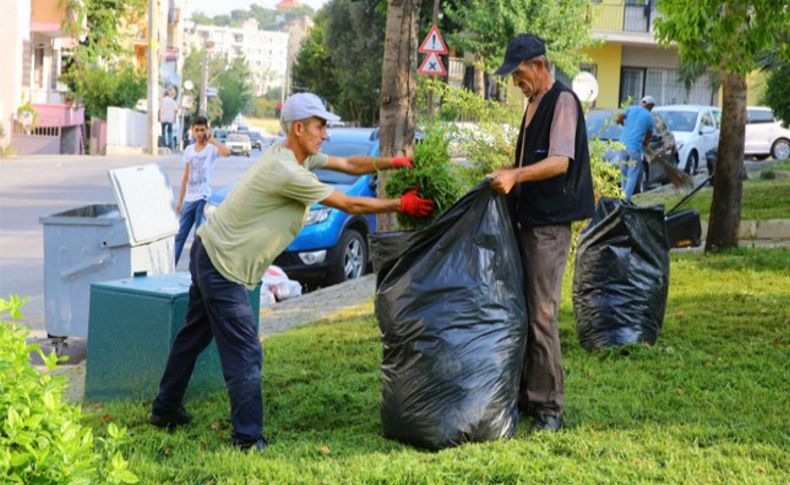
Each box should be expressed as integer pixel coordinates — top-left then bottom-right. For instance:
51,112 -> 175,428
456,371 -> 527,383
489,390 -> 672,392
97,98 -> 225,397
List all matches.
509,81 -> 594,227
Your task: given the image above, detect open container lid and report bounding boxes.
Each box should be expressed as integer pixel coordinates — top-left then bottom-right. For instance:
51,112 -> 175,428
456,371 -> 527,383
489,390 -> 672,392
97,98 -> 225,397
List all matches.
108,164 -> 179,245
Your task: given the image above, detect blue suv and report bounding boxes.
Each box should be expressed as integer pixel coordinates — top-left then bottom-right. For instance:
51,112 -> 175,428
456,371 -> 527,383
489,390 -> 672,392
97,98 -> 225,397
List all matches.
204,127 -> 380,285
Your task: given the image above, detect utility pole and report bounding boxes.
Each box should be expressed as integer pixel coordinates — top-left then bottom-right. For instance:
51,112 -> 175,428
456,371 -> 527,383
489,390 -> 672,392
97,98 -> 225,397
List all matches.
426,0 -> 440,116
199,40 -> 213,117
147,0 -> 160,155
199,47 -> 208,117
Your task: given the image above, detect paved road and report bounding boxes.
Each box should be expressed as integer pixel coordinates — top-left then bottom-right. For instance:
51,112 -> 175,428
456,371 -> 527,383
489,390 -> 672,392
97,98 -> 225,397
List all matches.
0,150 -> 263,331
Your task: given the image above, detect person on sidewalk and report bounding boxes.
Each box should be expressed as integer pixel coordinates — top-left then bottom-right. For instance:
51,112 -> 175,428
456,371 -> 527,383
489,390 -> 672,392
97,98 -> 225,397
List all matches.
174,115 -> 230,265
159,88 -> 179,148
150,92 -> 433,451
488,33 -> 594,432
616,95 -> 656,200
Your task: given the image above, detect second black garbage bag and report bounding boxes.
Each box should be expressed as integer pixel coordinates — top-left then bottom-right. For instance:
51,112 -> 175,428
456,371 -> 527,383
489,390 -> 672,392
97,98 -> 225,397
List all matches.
373,182 -> 527,450
573,197 -> 670,351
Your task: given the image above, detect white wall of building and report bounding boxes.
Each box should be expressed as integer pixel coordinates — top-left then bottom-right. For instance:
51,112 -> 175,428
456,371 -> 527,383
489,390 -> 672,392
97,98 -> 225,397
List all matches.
106,107 -> 148,154
184,19 -> 289,96
1,0 -> 31,148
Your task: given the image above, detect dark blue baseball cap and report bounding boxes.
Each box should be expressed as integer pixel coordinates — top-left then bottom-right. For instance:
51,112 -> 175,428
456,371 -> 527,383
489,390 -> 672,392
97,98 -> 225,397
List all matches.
494,34 -> 546,76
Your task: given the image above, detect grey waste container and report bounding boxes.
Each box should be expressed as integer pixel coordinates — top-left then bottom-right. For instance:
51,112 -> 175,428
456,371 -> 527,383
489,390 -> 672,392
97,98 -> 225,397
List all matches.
39,164 -> 179,338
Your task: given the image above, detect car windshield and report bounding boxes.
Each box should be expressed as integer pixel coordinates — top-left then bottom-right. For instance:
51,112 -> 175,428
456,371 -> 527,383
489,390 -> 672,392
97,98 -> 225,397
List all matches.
586,111 -> 622,140
657,111 -> 698,132
228,134 -> 247,141
313,140 -> 376,185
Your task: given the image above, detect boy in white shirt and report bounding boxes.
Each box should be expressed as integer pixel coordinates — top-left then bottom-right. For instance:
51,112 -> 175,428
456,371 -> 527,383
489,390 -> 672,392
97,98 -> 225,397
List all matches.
174,115 -> 230,264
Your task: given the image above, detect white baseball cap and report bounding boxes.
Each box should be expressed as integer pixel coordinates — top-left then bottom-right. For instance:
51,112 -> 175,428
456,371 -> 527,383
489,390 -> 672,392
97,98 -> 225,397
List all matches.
281,92 -> 340,122
641,95 -> 656,105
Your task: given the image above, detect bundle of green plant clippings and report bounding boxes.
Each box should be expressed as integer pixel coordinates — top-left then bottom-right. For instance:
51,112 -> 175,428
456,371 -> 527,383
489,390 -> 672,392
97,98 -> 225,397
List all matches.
384,126 -> 462,230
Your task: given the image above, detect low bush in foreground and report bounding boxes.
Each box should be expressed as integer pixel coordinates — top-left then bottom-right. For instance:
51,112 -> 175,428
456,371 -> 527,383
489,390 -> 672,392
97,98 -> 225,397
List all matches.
0,296 -> 137,484
82,248 -> 789,483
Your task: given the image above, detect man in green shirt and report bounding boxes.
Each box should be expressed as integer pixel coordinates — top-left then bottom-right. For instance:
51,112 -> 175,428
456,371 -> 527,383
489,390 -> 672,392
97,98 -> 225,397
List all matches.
150,93 -> 433,451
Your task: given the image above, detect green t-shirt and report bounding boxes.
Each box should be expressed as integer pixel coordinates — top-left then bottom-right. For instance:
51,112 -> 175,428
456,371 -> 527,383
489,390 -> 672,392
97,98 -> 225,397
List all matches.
197,142 -> 333,287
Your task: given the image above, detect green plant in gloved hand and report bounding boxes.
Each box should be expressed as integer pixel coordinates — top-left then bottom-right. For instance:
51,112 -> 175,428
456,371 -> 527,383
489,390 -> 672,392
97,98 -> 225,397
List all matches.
384,125 -> 462,230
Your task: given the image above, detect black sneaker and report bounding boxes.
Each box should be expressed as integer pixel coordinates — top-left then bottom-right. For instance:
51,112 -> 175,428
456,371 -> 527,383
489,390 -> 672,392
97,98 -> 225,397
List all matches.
233,437 -> 268,452
149,405 -> 193,429
530,413 -> 564,433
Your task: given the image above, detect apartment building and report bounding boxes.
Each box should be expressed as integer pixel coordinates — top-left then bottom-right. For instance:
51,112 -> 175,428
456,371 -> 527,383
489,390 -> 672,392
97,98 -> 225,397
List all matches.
1,0 -> 85,155
582,0 -> 718,109
184,18 -> 290,96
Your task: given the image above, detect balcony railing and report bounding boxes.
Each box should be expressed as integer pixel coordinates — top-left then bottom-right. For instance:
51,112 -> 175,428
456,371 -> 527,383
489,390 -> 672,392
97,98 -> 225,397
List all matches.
589,1 -> 662,34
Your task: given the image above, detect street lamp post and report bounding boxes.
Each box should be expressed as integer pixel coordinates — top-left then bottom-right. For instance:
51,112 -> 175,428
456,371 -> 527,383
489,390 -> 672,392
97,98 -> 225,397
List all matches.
147,0 -> 160,155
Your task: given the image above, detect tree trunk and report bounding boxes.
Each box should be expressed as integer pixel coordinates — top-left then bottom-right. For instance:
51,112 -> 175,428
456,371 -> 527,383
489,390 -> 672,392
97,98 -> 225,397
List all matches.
377,0 -> 420,231
473,53 -> 485,98
705,71 -> 746,253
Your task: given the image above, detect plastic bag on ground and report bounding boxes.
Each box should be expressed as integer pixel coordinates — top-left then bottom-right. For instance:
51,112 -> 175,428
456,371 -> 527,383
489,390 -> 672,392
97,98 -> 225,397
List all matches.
374,182 -> 527,450
261,265 -> 302,303
573,197 -> 670,351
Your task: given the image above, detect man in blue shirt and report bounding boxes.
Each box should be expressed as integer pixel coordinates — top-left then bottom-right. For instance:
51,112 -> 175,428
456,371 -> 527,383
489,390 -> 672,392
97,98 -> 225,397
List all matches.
616,95 -> 656,199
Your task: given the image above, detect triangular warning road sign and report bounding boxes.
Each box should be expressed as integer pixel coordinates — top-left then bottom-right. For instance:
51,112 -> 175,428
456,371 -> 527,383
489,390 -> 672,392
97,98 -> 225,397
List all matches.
418,25 -> 448,54
418,52 -> 447,77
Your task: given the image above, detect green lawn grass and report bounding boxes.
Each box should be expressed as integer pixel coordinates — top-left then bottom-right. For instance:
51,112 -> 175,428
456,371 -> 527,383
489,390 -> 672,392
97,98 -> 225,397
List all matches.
633,177 -> 790,220
83,249 -> 790,483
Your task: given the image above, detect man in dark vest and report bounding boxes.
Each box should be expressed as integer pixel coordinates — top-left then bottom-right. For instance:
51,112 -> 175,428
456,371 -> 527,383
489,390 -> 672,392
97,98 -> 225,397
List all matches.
489,33 -> 594,432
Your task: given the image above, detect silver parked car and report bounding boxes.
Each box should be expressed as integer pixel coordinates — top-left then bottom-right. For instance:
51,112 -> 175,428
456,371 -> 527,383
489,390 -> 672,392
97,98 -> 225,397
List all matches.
226,133 -> 252,157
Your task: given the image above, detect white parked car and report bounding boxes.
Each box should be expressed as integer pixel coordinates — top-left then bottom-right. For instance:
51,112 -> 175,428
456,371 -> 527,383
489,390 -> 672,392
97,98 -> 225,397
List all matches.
225,133 -> 252,157
745,106 -> 790,161
654,105 -> 721,174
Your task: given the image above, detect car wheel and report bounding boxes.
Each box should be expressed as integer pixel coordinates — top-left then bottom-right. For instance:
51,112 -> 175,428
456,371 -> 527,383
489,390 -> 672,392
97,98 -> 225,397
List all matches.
771,138 -> 790,160
685,150 -> 698,175
327,229 -> 367,285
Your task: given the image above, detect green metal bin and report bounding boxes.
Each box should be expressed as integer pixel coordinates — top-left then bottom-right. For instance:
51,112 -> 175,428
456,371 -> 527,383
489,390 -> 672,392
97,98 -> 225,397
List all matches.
84,272 -> 261,401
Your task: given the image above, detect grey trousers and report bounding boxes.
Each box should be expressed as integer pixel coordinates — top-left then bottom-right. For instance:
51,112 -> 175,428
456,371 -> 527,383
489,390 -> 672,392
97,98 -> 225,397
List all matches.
518,223 -> 571,417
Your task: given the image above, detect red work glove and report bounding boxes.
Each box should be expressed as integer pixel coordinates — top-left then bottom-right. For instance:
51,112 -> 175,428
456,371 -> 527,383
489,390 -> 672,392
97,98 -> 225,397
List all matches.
391,156 -> 413,169
399,188 -> 434,217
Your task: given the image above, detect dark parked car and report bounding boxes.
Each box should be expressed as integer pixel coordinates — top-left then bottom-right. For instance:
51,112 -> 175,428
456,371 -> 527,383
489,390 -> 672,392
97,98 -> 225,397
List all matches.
586,109 -> 680,193
248,131 -> 264,150
212,128 -> 229,144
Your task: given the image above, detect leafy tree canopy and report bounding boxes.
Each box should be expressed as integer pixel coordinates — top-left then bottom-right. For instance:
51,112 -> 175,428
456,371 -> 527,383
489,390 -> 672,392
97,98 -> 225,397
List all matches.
762,63 -> 790,128
60,0 -> 147,118
292,0 -> 387,125
654,1 -> 789,76
182,48 -> 254,127
192,4 -> 314,30
444,0 -> 595,75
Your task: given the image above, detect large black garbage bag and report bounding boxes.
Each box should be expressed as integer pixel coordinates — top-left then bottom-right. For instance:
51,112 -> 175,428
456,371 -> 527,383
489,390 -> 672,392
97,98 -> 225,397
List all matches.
573,197 -> 670,351
368,231 -> 416,287
375,182 -> 527,450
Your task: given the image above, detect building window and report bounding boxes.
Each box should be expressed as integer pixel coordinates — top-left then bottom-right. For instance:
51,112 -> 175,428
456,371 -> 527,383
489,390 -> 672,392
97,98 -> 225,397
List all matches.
620,67 -> 645,105
34,45 -> 45,89
234,34 -> 243,43
620,67 -> 718,107
50,49 -> 59,90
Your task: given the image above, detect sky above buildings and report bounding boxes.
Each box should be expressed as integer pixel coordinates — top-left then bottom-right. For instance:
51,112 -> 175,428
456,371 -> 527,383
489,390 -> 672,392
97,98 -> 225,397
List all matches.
189,0 -> 330,17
